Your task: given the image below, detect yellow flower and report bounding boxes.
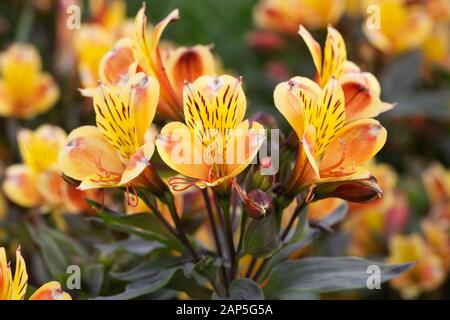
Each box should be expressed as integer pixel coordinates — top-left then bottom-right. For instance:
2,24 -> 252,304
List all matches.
387,234 -> 445,299
156,75 -> 265,190
299,25 -> 393,120
0,247 -> 71,300
422,219 -> 450,270
2,125 -> 91,214
89,0 -> 127,33
0,43 -> 59,119
254,0 -> 345,33
422,25 -> 450,71
274,76 -> 387,199
59,72 -> 162,193
363,0 -> 433,54
97,4 -> 220,121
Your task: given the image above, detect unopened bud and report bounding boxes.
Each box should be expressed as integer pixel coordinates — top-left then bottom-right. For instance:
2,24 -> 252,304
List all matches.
313,176 -> 382,203
245,189 -> 272,220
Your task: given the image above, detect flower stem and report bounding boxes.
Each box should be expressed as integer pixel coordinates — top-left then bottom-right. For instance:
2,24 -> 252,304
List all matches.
215,195 -> 236,281
253,200 -> 307,282
165,194 -> 201,262
202,188 -> 229,293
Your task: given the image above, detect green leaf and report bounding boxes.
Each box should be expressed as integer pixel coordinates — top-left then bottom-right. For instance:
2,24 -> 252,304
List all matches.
83,263 -> 104,297
241,214 -> 281,258
94,268 -> 180,300
35,233 -> 69,279
95,237 -> 164,256
45,228 -> 89,260
229,279 -> 264,300
286,206 -> 310,244
263,257 -> 414,299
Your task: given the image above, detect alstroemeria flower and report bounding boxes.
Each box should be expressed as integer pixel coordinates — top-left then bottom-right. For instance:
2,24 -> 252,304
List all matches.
0,43 -> 59,119
387,234 -> 445,299
274,76 -> 387,199
156,75 -> 265,190
254,0 -> 345,33
2,125 -> 91,214
97,4 -> 220,121
299,25 -> 394,121
363,0 -> 433,54
59,73 -> 161,192
422,162 -> 450,222
0,247 -> 71,300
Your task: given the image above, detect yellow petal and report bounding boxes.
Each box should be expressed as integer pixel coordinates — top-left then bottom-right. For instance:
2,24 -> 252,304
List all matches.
307,77 -> 345,159
320,26 -> 346,87
183,75 -> 247,137
156,121 -> 210,181
273,76 -> 320,138
2,164 -> 42,208
128,74 -> 159,145
12,248 -> 28,300
0,80 -> 12,116
29,281 -> 72,300
225,120 -> 266,179
320,119 -> 387,170
0,247 -> 14,299
59,126 -> 123,184
298,25 -> 322,75
302,124 -> 320,178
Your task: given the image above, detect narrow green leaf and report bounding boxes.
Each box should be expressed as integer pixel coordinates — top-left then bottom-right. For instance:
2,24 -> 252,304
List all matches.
241,214 -> 281,258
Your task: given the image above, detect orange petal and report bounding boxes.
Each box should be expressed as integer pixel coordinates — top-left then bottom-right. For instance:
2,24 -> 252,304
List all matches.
341,71 -> 393,122
29,281 -> 72,300
320,119 -> 387,170
302,124 -> 320,178
33,73 -> 60,115
0,80 -> 12,116
2,164 -> 42,208
99,38 -> 135,86
120,141 -> 155,185
12,248 -> 28,300
156,121 -> 210,181
167,45 -> 216,97
58,126 -> 124,185
298,25 -> 322,75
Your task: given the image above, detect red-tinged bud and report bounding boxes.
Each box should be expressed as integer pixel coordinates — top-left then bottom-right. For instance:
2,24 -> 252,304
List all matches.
251,157 -> 273,191
245,189 -> 272,220
247,31 -> 285,51
312,176 -> 382,203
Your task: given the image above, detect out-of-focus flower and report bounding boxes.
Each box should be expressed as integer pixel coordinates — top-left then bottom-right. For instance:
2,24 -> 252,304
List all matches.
422,219 -> 450,270
156,75 -> 265,190
307,197 -> 344,220
2,125 -> 92,214
422,25 -> 450,71
73,0 -> 131,90
0,247 -> 71,300
343,162 -> 408,257
387,234 -> 445,299
254,0 -> 345,33
98,4 -> 220,121
59,73 -> 166,196
363,0 -> 433,54
299,26 -> 394,119
422,162 -> 450,223
274,76 -> 387,201
0,44 -> 59,119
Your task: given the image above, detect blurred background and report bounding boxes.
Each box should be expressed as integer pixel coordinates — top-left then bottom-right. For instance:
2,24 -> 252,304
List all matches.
0,0 -> 449,299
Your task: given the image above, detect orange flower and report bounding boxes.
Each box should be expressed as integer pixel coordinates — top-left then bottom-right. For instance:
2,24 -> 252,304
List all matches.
363,0 -> 433,54
156,75 -> 265,190
0,44 -> 59,119
97,4 -> 220,121
422,162 -> 450,223
274,76 -> 387,200
299,25 -> 394,120
387,234 -> 445,299
0,247 -> 71,300
254,0 -> 345,33
2,125 -> 92,214
59,72 -> 164,194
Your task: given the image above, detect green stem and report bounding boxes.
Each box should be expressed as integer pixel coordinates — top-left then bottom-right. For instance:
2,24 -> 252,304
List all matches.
15,0 -> 34,42
165,194 -> 201,262
215,195 -> 236,281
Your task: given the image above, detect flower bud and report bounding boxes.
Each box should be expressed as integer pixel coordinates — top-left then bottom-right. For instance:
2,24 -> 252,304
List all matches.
251,157 -> 273,191
245,189 -> 272,220
312,176 -> 382,203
